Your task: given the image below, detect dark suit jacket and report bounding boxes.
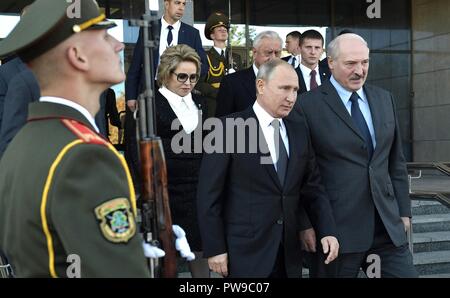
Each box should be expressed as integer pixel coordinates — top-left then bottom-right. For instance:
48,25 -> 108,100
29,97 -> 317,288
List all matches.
296,64 -> 331,95
292,80 -> 411,254
281,55 -> 297,64
125,21 -> 208,101
0,66 -> 40,157
215,66 -> 256,117
197,107 -> 336,278
0,57 -> 26,132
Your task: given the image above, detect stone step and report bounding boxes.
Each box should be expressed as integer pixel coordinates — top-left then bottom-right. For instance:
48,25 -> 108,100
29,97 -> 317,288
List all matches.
412,213 -> 450,233
412,200 -> 450,216
420,273 -> 450,278
413,250 -> 450,276
413,231 -> 450,253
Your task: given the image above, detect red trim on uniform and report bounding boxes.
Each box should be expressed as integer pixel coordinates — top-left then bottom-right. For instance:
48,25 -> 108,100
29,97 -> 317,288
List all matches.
61,119 -> 108,146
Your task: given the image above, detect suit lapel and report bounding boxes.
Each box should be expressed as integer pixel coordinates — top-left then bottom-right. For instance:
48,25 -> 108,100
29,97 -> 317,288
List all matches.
243,67 -> 256,99
364,85 -> 382,158
283,119 -> 302,190
296,67 -> 307,93
319,64 -> 331,81
178,22 -> 186,44
321,81 -> 366,142
246,109 -> 282,190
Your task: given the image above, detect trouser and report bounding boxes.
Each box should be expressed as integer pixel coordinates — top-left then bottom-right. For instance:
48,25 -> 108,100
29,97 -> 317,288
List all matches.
311,210 -> 418,278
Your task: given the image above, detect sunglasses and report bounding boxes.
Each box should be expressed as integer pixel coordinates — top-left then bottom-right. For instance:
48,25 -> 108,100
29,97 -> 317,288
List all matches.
172,72 -> 199,83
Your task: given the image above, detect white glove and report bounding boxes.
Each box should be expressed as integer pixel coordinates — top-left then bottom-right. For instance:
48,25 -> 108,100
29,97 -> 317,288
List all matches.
172,225 -> 196,261
142,241 -> 166,259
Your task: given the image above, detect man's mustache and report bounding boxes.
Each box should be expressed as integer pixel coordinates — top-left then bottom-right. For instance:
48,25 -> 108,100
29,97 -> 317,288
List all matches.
350,74 -> 364,80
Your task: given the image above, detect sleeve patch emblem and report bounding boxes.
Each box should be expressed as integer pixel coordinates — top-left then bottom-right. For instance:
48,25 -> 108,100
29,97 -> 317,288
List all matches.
95,198 -> 136,243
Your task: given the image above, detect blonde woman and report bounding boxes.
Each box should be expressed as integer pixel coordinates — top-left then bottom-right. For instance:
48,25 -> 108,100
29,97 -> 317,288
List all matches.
156,44 -> 209,277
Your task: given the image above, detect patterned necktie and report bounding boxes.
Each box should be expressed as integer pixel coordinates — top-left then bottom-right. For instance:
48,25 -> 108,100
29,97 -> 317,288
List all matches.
349,92 -> 374,159
167,25 -> 174,46
272,120 -> 288,186
310,69 -> 318,90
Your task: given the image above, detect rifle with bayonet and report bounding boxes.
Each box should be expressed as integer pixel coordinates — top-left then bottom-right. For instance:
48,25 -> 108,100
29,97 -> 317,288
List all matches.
130,0 -> 177,278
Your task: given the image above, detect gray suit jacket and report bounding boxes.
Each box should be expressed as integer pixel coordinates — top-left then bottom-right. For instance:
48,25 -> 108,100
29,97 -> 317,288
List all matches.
291,80 -> 411,254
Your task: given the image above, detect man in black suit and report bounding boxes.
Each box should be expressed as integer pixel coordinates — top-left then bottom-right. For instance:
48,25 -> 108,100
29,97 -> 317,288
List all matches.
197,59 -> 339,278
296,30 -> 330,94
215,31 -> 282,117
293,33 -> 417,277
0,66 -> 40,158
282,31 -> 302,69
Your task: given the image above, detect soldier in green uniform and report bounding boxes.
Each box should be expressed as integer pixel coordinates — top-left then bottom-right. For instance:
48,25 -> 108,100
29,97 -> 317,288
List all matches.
196,12 -> 242,117
0,0 -> 151,277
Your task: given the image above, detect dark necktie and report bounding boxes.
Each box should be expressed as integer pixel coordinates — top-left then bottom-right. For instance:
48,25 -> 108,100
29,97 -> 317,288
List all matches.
310,69 -> 318,90
291,57 -> 296,68
272,120 -> 289,186
167,25 -> 174,46
349,92 -> 374,159
220,49 -> 225,59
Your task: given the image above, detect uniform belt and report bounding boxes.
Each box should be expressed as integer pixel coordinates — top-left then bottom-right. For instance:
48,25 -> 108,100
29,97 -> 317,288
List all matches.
211,82 -> 221,89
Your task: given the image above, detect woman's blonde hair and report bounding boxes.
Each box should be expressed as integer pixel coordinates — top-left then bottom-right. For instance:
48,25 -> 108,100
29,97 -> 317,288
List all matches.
157,44 -> 201,87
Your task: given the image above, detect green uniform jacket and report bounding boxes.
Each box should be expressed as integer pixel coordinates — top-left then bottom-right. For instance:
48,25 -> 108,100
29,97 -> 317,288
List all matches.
0,102 -> 150,278
196,47 -> 242,117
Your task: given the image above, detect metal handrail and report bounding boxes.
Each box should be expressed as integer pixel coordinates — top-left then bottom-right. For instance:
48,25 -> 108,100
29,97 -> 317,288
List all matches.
407,162 -> 450,208
406,162 -> 450,254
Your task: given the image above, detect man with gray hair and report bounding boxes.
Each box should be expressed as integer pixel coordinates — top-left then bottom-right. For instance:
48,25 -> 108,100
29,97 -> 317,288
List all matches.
198,58 -> 339,277
292,33 -> 418,277
215,31 -> 283,117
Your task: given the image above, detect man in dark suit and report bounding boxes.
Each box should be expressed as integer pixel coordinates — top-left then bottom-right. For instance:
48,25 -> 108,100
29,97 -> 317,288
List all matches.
125,0 -> 208,112
296,30 -> 330,94
292,33 -> 417,277
215,31 -> 283,117
197,59 -> 339,278
282,31 -> 302,69
0,66 -> 40,158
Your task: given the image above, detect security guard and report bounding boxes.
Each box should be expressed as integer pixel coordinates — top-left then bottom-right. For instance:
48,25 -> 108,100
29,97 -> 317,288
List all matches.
0,0 -> 149,277
196,12 -> 242,117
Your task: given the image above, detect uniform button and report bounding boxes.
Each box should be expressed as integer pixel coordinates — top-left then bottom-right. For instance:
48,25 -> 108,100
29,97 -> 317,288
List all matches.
276,219 -> 283,225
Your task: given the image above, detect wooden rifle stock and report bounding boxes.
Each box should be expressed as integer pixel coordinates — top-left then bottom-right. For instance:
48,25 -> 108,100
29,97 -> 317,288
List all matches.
140,138 -> 177,278
132,0 -> 177,278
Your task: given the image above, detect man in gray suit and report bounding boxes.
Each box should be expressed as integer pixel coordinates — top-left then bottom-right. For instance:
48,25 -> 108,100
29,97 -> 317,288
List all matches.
292,33 -> 417,278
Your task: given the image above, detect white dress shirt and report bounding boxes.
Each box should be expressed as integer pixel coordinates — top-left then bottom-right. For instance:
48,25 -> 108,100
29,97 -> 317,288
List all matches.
299,63 -> 322,92
213,47 -> 226,57
288,55 -> 301,69
253,101 -> 289,170
39,96 -> 100,133
252,63 -> 259,77
159,86 -> 199,134
330,76 -> 376,148
159,17 -> 181,57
